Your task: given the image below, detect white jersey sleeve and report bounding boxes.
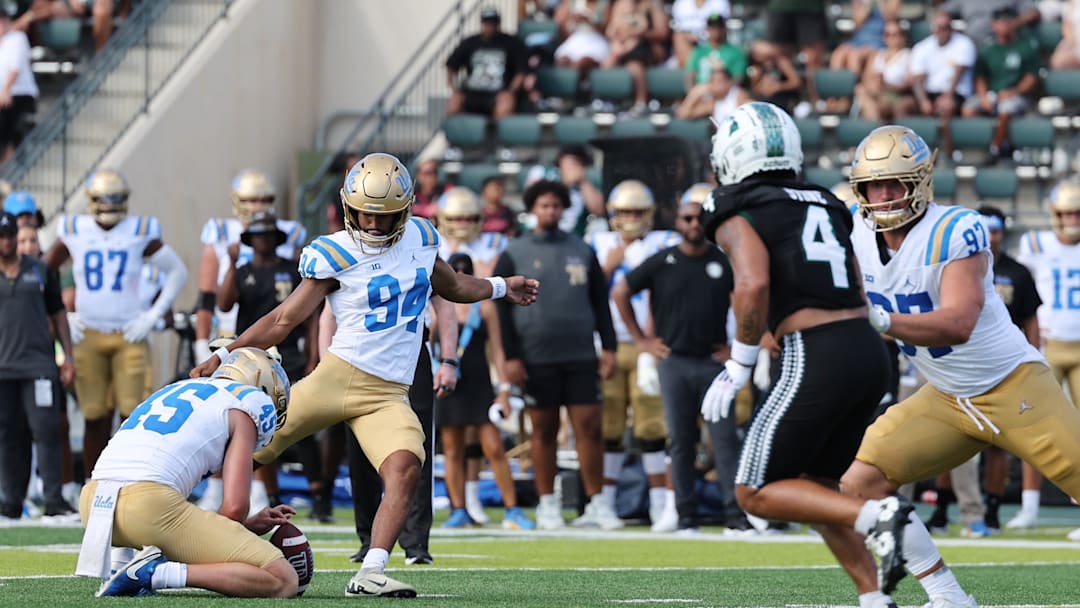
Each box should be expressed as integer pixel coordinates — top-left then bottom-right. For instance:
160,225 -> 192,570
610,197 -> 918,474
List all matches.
200,218 -> 231,246
299,233 -> 362,279
1016,229 -> 1080,341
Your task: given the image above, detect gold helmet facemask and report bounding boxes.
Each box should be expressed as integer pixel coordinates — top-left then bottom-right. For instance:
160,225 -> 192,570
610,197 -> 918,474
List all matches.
1049,178 -> 1080,242
850,125 -> 937,232
340,153 -> 414,254
86,169 -> 131,228
608,180 -> 655,240
437,186 -> 483,242
231,170 -> 277,224
212,347 -> 290,431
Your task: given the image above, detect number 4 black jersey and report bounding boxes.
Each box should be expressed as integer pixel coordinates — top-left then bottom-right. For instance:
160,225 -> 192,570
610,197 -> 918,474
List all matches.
700,177 -> 865,332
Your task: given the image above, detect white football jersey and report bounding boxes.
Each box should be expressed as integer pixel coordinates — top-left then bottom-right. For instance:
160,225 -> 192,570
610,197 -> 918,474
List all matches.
853,203 -> 1042,397
1017,230 -> 1080,341
57,214 -> 161,332
588,230 -> 681,343
91,378 -> 278,497
299,218 -> 440,385
438,231 -> 508,267
200,216 -> 307,333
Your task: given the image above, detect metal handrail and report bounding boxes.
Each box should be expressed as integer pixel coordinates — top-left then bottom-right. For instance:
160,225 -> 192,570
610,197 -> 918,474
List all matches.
0,0 -> 232,220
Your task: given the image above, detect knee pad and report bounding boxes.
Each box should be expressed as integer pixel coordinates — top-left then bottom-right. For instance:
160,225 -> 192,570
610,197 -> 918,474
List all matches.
464,443 -> 484,459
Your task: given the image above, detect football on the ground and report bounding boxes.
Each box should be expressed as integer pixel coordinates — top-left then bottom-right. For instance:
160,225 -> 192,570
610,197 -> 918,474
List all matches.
269,522 -> 314,596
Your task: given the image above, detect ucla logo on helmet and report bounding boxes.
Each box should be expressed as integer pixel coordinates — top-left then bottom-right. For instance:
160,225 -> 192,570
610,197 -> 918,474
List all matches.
394,171 -> 411,196
901,134 -> 929,161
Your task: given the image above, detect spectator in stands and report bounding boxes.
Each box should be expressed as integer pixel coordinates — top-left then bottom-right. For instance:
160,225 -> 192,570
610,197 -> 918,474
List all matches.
446,8 -> 527,120
1051,0 -> 1080,69
856,19 -> 915,120
676,63 -> 753,122
602,0 -> 666,114
23,0 -> 130,51
494,179 -> 618,531
413,159 -> 447,221
829,0 -> 899,76
910,11 -> 976,151
3,190 -> 43,228
745,40 -> 803,112
962,6 -> 1042,159
670,0 -> 731,67
0,5 -> 37,163
555,144 -> 605,236
764,0 -> 827,106
479,175 -> 517,236
554,0 -> 611,87
685,13 -> 748,90
940,0 -> 1040,49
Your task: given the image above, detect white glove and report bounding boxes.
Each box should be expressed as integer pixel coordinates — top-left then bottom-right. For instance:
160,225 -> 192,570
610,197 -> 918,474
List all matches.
752,348 -> 772,392
194,338 -> 213,365
868,304 -> 892,333
123,311 -> 158,343
67,312 -> 85,345
636,352 -> 661,396
701,359 -> 753,422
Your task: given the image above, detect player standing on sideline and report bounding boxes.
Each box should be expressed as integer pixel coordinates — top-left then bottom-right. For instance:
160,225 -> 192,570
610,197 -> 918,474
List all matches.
77,347 -> 299,598
191,153 -> 539,597
842,125 -> 1080,607
699,102 -> 915,608
1015,178 -> 1080,541
45,169 -> 188,479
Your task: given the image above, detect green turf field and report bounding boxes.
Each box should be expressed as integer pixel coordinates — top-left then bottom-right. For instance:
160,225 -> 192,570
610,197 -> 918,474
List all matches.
2,504 -> 1079,607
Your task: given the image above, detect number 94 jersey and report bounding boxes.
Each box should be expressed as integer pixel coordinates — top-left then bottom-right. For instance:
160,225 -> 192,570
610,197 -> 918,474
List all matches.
299,218 -> 440,385
91,378 -> 280,497
852,203 -> 1042,397
56,214 -> 160,332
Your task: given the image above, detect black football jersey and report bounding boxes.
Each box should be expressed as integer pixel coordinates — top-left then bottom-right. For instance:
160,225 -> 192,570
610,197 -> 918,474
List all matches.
701,177 -> 865,331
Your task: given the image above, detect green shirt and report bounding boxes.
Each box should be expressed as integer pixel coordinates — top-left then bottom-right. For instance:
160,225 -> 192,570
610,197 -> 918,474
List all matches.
685,42 -> 748,84
767,0 -> 825,12
975,38 -> 1040,93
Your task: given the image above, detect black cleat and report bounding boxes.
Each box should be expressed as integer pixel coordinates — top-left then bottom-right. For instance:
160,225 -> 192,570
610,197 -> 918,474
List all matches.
865,496 -> 914,595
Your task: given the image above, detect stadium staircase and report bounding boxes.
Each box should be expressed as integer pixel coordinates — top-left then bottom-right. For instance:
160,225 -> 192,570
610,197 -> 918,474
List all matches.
0,0 -> 234,221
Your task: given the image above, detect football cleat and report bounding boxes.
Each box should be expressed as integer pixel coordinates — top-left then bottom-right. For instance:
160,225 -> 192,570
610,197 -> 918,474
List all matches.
501,506 -> 536,530
443,508 -> 475,529
96,545 -> 164,597
961,520 -> 991,538
865,496 -> 914,595
345,569 -> 417,598
1005,509 -> 1038,529
922,594 -> 979,608
571,496 -> 624,530
535,497 -> 566,530
1067,527 -> 1080,542
404,551 -> 434,565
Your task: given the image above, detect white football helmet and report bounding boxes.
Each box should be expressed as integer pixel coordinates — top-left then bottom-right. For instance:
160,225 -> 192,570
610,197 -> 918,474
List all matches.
212,347 -> 290,432
710,101 -> 803,185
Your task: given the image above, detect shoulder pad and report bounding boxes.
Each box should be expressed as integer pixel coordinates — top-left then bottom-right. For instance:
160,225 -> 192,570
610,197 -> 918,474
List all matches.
299,234 -> 359,279
409,217 -> 440,247
924,207 -> 985,266
200,218 -> 230,245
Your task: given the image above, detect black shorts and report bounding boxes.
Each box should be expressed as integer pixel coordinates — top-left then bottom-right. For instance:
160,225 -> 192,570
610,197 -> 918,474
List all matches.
463,91 -> 497,115
0,96 -> 36,147
735,318 -> 890,488
766,10 -> 828,48
524,360 -> 602,408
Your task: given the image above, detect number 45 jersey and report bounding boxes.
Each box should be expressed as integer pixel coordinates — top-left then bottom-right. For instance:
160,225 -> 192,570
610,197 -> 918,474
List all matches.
852,203 -> 1042,397
91,378 -> 279,497
299,218 -> 440,385
56,214 -> 160,332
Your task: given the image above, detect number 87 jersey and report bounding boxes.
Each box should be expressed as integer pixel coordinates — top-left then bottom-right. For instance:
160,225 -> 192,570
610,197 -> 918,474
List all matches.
299,218 -> 441,385
56,213 -> 161,333
852,203 -> 1042,397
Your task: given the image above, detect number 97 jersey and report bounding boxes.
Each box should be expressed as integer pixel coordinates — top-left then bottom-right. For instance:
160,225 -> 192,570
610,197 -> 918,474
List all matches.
852,203 -> 1042,397
56,214 -> 160,333
299,218 -> 440,385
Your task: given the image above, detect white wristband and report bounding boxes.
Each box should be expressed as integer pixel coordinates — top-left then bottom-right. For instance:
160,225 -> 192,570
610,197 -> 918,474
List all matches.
486,276 -> 507,300
730,339 -> 761,367
214,346 -> 231,363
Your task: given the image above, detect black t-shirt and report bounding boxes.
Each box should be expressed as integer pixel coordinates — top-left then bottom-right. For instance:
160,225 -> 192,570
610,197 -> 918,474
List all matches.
993,251 -> 1041,329
624,245 -> 733,357
446,32 -> 526,94
234,258 -> 306,380
701,177 -> 865,332
0,256 -> 64,379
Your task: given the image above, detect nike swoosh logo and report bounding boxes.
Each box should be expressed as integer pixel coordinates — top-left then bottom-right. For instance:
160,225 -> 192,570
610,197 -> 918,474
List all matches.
370,580 -> 387,588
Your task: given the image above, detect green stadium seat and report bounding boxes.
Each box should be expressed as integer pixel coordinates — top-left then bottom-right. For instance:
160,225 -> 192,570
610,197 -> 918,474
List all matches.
517,18 -> 559,43
836,118 -> 880,148
455,163 -> 502,193
443,115 -> 488,148
1008,116 -> 1053,149
496,115 -> 541,147
796,118 -> 824,151
1046,69 -> 1080,102
38,18 -> 81,50
537,67 -> 579,101
804,166 -> 845,189
1037,20 -> 1063,53
587,166 -> 603,190
907,19 -> 931,44
950,117 -> 995,150
815,69 -> 858,102
974,168 -> 1018,200
553,116 -> 598,145
645,67 -> 686,104
934,168 -> 957,200
666,118 -> 712,142
610,118 -> 656,137
895,116 -> 940,149
589,68 -> 634,103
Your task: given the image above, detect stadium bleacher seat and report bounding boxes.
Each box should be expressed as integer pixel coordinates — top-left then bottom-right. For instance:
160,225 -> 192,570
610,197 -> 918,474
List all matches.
1036,20 -> 1063,54
1045,69 -> 1080,103
39,18 -> 82,51
804,166 -> 845,189
645,67 -> 686,106
896,116 -> 940,149
814,69 -> 858,106
588,68 -> 634,106
666,118 -> 711,142
610,118 -> 656,137
950,117 -> 995,153
443,115 -> 488,149
907,19 -> 931,44
836,118 -> 880,149
537,67 -> 579,105
553,116 -> 598,146
796,118 -> 824,154
496,115 -> 542,147
517,18 -> 559,43
1008,116 -> 1054,155
974,167 -> 1019,200
455,163 -> 503,193
934,168 -> 957,201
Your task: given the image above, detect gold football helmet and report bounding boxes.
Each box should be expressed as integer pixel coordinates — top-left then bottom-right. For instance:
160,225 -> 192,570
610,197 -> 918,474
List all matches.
850,125 -> 936,232
212,347 -> 290,431
679,183 -> 714,207
231,170 -> 276,224
1049,177 -> 1080,242
86,169 -> 131,228
437,186 -> 483,242
340,153 -> 414,252
608,179 -> 655,239
830,181 -> 856,206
